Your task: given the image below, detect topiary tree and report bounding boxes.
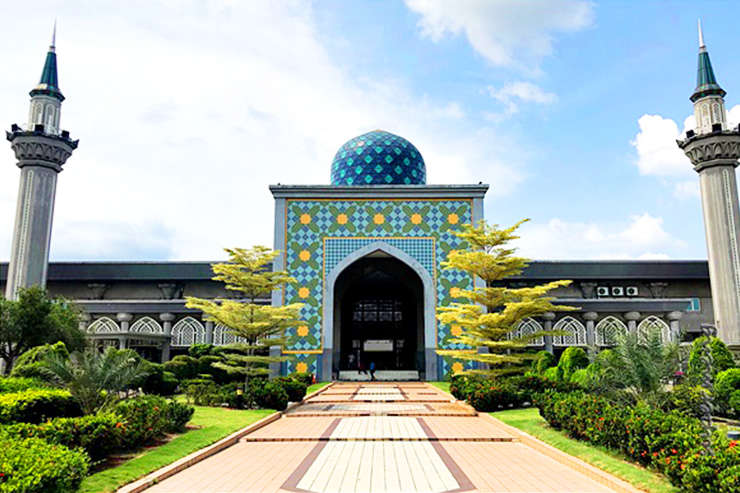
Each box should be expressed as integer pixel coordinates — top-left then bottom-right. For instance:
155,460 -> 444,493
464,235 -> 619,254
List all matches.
163,355 -> 199,381
436,220 -> 574,375
715,368 -> 740,413
687,336 -> 735,381
188,343 -> 217,359
186,247 -> 303,394
557,347 -> 589,381
10,342 -> 69,380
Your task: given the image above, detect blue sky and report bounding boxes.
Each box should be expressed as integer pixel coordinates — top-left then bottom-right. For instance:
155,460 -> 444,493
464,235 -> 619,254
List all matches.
0,0 -> 738,261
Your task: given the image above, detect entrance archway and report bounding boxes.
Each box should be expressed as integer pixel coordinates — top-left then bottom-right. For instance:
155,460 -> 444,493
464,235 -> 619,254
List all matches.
334,256 -> 422,373
322,242 -> 437,381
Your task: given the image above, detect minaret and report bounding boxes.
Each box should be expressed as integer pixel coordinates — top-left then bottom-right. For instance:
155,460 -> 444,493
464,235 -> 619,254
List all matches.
678,22 -> 740,348
4,25 -> 78,300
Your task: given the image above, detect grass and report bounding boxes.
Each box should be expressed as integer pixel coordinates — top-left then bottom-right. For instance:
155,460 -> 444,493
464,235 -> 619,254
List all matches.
79,406 -> 273,493
307,382 -> 330,394
492,408 -> 678,493
428,381 -> 451,394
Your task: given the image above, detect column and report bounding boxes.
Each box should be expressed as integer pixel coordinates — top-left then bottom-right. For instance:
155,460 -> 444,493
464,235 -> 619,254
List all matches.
78,312 -> 91,333
667,311 -> 684,342
116,313 -> 131,349
542,312 -> 555,353
204,320 -> 214,345
624,311 -> 641,333
583,311 -> 598,358
160,313 -> 175,363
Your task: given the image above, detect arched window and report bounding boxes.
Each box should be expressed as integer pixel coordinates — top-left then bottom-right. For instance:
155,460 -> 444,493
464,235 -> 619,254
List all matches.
509,318 -> 544,346
45,105 -> 55,132
595,316 -> 627,347
130,316 -> 163,334
213,324 -> 243,346
33,103 -> 43,125
87,316 -> 119,334
637,316 -> 671,343
171,317 -> 205,347
552,316 -> 587,346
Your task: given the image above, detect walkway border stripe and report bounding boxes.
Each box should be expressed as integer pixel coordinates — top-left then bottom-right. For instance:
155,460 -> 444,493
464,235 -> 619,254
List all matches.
117,382 -> 336,493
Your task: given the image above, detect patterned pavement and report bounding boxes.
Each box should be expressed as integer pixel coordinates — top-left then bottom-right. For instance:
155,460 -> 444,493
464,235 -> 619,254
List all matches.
146,383 -> 621,492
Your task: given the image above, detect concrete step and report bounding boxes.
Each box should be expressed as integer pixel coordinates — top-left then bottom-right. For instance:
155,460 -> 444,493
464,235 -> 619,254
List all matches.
338,370 -> 420,381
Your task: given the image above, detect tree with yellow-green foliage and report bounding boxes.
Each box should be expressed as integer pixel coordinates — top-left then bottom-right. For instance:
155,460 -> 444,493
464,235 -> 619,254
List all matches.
437,220 -> 575,375
185,246 -> 303,389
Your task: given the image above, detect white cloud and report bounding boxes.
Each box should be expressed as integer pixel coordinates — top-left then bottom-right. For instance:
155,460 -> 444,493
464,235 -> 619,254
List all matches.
406,0 -> 594,73
632,105 -> 740,177
514,213 -> 687,259
487,81 -> 557,114
0,1 -> 528,261
673,179 -> 701,199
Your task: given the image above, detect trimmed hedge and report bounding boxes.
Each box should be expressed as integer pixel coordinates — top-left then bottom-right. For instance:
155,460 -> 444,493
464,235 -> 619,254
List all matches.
0,377 -> 48,394
253,381 -> 288,411
449,373 -> 579,411
557,347 -> 589,381
0,433 -> 89,493
537,390 -> 740,492
275,377 -> 307,402
0,389 -> 80,424
5,413 -> 124,462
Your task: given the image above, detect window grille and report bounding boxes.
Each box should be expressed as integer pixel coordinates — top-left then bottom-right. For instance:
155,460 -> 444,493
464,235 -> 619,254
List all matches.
87,316 -> 119,334
171,317 -> 205,347
552,316 -> 587,346
129,316 -> 163,334
595,316 -> 627,346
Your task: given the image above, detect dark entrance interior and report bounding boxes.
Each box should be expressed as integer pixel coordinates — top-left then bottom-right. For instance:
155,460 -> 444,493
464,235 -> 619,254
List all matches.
333,253 -> 424,374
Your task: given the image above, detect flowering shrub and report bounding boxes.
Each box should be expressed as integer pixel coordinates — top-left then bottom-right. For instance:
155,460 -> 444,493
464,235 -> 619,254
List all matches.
114,395 -> 193,445
536,390 -> 740,492
0,433 -> 89,492
450,373 -> 579,411
0,389 -> 80,424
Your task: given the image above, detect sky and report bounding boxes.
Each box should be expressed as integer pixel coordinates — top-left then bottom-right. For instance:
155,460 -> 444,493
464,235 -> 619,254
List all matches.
0,0 -> 738,263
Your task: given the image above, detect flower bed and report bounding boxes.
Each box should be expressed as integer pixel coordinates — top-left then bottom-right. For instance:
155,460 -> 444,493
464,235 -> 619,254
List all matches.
536,389 -> 740,492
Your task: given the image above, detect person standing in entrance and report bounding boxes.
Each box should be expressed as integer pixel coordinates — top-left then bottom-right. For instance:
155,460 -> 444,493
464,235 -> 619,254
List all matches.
370,361 -> 377,381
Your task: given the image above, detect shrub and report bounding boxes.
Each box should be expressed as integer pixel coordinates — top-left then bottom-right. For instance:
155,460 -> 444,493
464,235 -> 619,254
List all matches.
532,350 -> 556,374
0,389 -> 80,424
142,364 -> 179,396
188,343 -> 217,359
115,395 -> 194,444
716,369 -> 740,415
5,413 -> 125,462
467,381 -> 520,411
252,381 -> 289,410
290,371 -> 314,387
0,433 -> 89,493
668,384 -> 711,418
688,336 -> 735,381
536,389 -> 740,492
185,380 -> 222,406
9,342 -> 68,380
542,366 -> 560,382
557,347 -> 589,381
730,390 -> 740,418
0,377 -> 48,394
198,355 -> 232,384
163,355 -> 200,381
275,377 -> 307,402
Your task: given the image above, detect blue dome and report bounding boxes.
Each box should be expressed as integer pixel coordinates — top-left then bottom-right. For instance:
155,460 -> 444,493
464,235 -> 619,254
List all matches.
330,130 -> 426,186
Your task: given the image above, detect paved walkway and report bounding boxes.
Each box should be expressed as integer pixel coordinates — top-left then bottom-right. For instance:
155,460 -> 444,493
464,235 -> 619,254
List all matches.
148,382 -> 620,493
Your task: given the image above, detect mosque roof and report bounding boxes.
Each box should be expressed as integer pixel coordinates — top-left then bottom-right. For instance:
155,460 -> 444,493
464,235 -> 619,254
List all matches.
330,130 -> 426,186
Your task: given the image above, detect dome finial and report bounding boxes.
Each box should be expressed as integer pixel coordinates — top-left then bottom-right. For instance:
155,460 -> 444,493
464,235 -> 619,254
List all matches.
698,19 -> 705,50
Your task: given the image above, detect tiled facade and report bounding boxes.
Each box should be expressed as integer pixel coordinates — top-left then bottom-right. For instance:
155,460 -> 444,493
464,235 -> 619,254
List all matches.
282,198 -> 476,378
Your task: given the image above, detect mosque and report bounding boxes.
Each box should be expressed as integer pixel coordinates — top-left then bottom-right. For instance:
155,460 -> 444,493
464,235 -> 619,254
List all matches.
1,27 -> 738,381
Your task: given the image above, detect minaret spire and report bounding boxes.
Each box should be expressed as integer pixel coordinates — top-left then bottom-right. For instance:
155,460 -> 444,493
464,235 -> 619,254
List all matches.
698,19 -> 705,49
50,19 -> 56,52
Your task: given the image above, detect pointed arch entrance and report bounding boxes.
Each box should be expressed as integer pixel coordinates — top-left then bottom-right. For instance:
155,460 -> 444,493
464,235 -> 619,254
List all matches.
322,242 -> 437,380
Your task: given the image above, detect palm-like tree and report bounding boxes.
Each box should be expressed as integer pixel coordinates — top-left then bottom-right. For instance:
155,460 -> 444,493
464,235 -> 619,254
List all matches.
597,325 -> 685,407
40,346 -> 151,414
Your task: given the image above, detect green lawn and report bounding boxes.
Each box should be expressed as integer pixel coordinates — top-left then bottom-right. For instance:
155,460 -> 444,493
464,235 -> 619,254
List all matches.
79,406 -> 274,493
307,382 -> 330,394
492,408 -> 678,493
428,381 -> 451,394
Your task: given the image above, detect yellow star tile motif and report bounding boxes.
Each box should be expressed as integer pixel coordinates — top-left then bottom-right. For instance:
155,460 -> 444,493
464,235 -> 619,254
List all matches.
296,362 -> 309,373
447,213 -> 459,225
300,213 -> 312,225
450,287 -> 461,298
451,362 -> 464,374
298,287 -> 310,298
297,325 -> 309,337
451,325 -> 462,337
337,213 -> 348,225
411,213 -> 423,225
299,250 -> 311,261
373,213 -> 385,225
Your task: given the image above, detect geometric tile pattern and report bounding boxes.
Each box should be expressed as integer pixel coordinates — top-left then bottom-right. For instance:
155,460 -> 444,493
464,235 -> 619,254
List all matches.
284,198 -> 474,378
330,130 -> 426,186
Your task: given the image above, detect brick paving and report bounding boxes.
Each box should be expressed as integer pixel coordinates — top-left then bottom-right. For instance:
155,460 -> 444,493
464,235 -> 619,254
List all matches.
146,382 -> 621,492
